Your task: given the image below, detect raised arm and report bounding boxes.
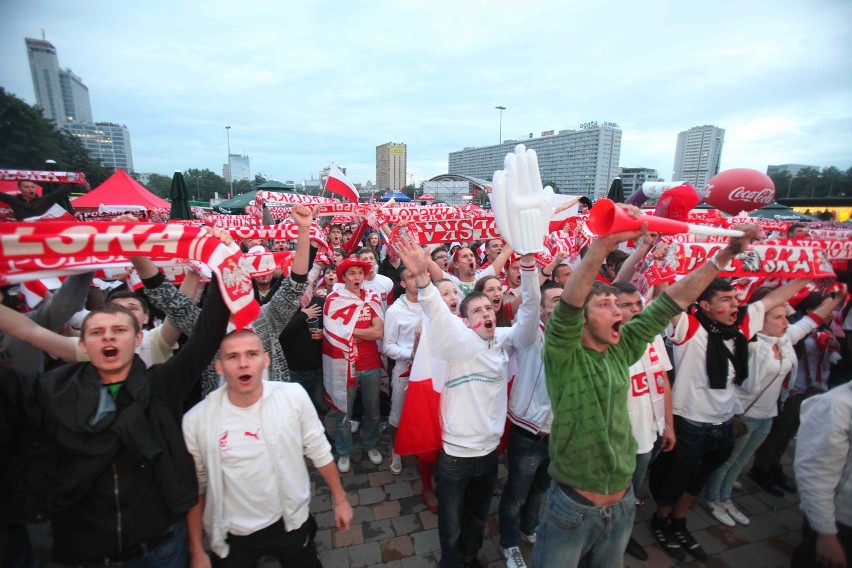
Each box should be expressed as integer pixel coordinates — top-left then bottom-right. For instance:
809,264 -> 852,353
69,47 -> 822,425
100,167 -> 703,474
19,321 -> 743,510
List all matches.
613,234 -> 654,284
505,255 -> 541,350
561,205 -> 648,308
31,272 -> 93,331
0,304 -> 77,362
664,224 -> 763,310
488,243 -> 514,276
759,279 -> 811,313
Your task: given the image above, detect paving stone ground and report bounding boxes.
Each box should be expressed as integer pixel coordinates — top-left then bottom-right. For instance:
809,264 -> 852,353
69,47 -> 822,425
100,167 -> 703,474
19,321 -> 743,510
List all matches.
28,421 -> 805,567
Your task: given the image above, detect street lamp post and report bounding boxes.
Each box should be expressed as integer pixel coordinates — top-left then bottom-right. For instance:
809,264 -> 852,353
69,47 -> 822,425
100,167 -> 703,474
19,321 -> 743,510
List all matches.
225,126 -> 233,196
495,106 -> 506,145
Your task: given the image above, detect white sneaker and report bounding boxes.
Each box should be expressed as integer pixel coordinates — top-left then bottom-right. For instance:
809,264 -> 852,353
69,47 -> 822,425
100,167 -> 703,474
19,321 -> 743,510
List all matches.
502,546 -> 528,568
704,500 -> 735,527
350,420 -> 360,433
337,455 -> 351,473
722,500 -> 750,525
389,453 -> 402,474
367,448 -> 383,465
520,532 -> 537,545
732,480 -> 743,490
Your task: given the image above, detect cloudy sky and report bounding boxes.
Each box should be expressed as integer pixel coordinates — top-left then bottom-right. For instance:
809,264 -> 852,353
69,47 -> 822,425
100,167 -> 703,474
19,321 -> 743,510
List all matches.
2,0 -> 850,186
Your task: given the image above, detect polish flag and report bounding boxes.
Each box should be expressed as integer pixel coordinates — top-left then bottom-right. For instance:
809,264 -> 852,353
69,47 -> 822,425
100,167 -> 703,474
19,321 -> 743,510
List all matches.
395,320 -> 445,458
325,165 -> 360,203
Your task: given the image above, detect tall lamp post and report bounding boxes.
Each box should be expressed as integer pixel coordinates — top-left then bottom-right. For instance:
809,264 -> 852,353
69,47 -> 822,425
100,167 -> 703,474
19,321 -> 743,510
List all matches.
495,106 -> 506,145
225,126 -> 233,196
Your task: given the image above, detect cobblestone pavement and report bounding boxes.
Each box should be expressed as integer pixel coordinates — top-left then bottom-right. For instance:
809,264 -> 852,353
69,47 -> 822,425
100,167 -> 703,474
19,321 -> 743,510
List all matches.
29,425 -> 804,567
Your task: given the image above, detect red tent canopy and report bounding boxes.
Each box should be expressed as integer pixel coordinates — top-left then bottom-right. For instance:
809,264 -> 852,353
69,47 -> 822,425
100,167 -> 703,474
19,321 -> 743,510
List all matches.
71,170 -> 169,210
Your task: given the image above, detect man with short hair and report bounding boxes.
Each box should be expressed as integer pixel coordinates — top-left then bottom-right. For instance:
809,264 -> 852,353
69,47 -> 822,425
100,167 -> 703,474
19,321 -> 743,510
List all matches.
0,180 -> 78,220
0,254 -> 232,565
532,206 -> 762,568
395,236 -> 540,568
498,281 -> 562,568
358,247 -> 394,311
551,264 -> 572,287
327,224 -> 343,248
649,275 -> 809,561
430,246 -> 450,272
383,265 -> 423,475
184,329 -> 353,567
483,238 -> 504,266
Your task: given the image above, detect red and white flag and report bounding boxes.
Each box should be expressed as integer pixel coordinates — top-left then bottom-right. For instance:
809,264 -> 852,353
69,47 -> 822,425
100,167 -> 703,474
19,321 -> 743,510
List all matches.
325,165 -> 360,203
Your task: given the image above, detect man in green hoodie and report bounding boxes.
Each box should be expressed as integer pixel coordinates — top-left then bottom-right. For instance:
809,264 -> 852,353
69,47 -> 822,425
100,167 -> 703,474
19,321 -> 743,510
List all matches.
531,205 -> 760,567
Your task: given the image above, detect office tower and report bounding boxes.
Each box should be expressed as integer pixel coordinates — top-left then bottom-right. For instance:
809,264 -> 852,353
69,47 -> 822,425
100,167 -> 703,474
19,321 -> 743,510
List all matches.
672,125 -> 724,188
618,167 -> 659,197
25,37 -> 67,126
448,125 -> 622,198
376,142 -> 407,191
65,122 -> 135,172
223,154 -> 250,182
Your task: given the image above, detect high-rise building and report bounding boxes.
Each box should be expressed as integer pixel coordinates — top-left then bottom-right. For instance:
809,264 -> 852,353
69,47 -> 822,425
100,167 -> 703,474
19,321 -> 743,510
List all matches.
65,122 -> 134,172
672,125 -> 724,189
448,125 -> 622,198
58,68 -> 93,124
618,167 -> 659,197
25,36 -> 134,172
376,142 -> 407,191
223,154 -> 250,182
25,38 -> 67,126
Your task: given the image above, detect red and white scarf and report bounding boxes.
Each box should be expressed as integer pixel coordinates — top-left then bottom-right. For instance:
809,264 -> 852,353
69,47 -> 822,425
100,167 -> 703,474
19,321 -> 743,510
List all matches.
322,284 -> 383,412
0,221 -> 260,329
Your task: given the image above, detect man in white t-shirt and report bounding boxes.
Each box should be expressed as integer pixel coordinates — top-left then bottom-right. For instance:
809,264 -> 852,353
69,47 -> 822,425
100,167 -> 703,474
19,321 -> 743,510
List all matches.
611,281 -> 674,562
438,245 -> 512,299
648,276 -> 808,561
184,329 -> 352,567
358,247 -> 394,311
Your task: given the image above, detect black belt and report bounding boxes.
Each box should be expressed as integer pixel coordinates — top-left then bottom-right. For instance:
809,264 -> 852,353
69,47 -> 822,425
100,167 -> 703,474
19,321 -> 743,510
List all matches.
514,423 -> 550,441
101,526 -> 174,564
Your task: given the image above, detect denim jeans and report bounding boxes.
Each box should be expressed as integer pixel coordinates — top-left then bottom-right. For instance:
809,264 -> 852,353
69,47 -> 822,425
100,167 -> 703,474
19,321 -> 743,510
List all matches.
289,369 -> 328,418
632,436 -> 662,494
436,449 -> 499,568
531,482 -> 635,568
498,424 -> 550,548
335,368 -> 381,457
49,521 -> 187,568
649,416 -> 735,506
705,416 -> 772,502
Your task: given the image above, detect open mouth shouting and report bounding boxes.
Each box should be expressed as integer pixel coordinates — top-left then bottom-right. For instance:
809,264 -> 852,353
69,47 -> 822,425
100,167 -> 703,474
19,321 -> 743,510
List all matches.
102,346 -> 120,361
469,261 -> 475,273
238,373 -> 253,385
449,300 -> 459,313
483,320 -> 494,330
611,321 -> 622,340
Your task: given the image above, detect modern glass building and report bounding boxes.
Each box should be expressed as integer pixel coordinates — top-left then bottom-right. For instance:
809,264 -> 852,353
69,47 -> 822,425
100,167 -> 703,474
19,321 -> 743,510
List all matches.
672,125 -> 725,189
65,122 -> 134,172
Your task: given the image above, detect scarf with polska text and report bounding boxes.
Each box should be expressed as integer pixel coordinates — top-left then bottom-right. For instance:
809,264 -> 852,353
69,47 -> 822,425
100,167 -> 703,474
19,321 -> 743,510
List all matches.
0,221 -> 260,329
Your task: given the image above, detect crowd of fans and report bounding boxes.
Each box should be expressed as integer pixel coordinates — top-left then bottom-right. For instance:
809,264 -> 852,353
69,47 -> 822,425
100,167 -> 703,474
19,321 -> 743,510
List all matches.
1,204 -> 851,568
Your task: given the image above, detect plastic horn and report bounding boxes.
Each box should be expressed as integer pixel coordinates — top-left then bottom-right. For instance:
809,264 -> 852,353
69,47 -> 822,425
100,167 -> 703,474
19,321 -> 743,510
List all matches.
587,199 -> 744,237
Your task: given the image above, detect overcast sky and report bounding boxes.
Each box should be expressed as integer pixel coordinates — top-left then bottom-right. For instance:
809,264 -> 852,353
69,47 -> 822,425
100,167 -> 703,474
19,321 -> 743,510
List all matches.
2,0 -> 851,186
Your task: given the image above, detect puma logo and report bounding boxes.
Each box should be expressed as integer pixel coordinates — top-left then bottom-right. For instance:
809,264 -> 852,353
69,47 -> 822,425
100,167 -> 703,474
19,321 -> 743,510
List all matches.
244,429 -> 261,441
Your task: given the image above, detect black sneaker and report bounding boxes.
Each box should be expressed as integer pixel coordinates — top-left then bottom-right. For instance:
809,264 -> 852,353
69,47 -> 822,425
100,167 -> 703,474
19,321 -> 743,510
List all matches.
650,515 -> 685,561
670,517 -> 707,560
771,468 -> 798,493
625,536 -> 649,561
748,467 -> 784,497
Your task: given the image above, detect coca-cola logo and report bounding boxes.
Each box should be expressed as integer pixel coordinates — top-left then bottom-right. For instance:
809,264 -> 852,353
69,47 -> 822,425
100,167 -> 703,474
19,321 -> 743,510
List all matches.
728,186 -> 774,204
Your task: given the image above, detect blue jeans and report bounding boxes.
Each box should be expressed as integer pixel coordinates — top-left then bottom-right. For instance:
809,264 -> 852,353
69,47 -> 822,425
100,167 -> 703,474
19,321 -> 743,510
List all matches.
49,521 -> 187,568
290,369 -> 328,418
632,436 -> 662,494
705,416 -> 772,502
436,449 -> 499,568
335,368 -> 381,457
532,482 -> 635,568
499,424 -> 550,548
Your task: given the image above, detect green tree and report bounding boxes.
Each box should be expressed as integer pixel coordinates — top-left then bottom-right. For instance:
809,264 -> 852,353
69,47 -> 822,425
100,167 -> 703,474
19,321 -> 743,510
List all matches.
0,87 -> 112,186
145,173 -> 173,198
184,168 -> 226,201
401,184 -> 416,198
232,179 -> 252,195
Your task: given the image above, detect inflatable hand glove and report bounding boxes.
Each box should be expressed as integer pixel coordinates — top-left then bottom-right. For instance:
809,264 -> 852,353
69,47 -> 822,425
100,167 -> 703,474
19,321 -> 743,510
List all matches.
491,144 -> 554,254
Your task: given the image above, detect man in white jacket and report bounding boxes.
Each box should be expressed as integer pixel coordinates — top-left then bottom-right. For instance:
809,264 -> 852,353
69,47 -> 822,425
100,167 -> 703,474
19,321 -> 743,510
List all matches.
396,237 -> 540,568
792,382 -> 852,568
183,329 -> 353,567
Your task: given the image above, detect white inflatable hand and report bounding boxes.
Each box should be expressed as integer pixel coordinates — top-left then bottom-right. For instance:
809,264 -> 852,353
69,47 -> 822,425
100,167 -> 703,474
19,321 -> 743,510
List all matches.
491,144 -> 554,254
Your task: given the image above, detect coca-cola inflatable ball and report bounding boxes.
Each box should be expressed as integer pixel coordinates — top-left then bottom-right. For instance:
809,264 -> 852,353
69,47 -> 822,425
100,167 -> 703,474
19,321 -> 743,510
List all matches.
702,168 -> 775,215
